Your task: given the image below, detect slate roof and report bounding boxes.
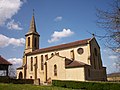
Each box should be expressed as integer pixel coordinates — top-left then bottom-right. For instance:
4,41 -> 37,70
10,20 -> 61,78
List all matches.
0,56 -> 12,65
27,38 -> 91,55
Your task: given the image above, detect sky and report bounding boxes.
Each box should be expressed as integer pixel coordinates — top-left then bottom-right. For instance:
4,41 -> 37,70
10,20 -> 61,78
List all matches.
0,0 -> 119,74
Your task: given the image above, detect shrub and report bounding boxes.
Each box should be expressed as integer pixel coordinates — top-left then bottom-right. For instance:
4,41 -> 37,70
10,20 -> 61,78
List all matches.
0,76 -> 33,84
10,79 -> 34,84
52,80 -> 120,90
0,76 -> 10,83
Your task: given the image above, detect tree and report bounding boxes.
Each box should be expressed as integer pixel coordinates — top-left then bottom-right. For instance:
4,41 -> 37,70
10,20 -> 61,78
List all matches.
96,0 -> 120,53
96,0 -> 120,72
8,65 -> 16,78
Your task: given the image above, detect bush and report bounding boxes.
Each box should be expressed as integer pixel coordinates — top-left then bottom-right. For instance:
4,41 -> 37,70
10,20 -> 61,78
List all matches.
52,80 -> 120,90
10,79 -> 34,84
0,76 -> 33,84
0,76 -> 10,83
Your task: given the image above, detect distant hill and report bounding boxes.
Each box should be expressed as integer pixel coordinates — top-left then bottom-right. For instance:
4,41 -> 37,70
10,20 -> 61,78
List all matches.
107,72 -> 120,81
107,72 -> 120,77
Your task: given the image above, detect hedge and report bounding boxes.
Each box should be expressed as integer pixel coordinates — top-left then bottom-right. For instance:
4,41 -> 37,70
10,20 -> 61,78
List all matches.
0,76 -> 10,83
52,80 -> 120,90
0,76 -> 33,84
10,79 -> 34,84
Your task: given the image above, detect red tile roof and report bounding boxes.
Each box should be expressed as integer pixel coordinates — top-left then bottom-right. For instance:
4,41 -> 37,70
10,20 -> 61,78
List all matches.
65,60 -> 89,68
0,56 -> 12,65
27,38 -> 91,55
17,66 -> 23,70
65,58 -> 73,65
47,54 -> 89,68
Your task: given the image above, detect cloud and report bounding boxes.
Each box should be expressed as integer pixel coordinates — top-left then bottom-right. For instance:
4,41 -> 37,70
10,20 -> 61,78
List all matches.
109,55 -> 118,60
102,48 -> 120,73
48,29 -> 74,43
0,0 -> 25,25
8,58 -> 22,72
7,19 -> 23,30
7,58 -> 22,77
54,16 -> 62,22
104,49 -> 119,60
0,34 -> 25,47
8,58 -> 22,65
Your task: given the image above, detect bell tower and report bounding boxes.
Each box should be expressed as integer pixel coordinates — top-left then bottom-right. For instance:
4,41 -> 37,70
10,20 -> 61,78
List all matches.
25,12 -> 40,54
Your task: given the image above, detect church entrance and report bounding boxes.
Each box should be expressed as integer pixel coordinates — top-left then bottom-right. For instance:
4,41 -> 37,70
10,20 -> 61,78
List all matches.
18,72 -> 23,79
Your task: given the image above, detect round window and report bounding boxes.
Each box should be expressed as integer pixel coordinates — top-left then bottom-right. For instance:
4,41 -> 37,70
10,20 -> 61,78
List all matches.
77,48 -> 84,54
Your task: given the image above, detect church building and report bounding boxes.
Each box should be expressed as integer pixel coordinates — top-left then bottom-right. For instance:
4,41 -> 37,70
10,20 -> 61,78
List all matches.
17,14 -> 107,84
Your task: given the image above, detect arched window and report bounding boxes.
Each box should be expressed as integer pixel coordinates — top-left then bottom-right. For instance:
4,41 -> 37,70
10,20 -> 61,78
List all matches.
70,50 -> 74,60
35,56 -> 37,67
28,37 -> 30,47
41,55 -> 44,70
93,55 -> 96,69
45,54 -> 48,60
34,37 -> 37,48
94,48 -> 97,56
31,57 -> 33,71
54,65 -> 57,76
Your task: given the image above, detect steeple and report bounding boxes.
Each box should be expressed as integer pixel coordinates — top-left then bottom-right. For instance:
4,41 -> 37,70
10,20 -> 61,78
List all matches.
25,10 -> 40,54
29,14 -> 36,32
25,10 -> 39,36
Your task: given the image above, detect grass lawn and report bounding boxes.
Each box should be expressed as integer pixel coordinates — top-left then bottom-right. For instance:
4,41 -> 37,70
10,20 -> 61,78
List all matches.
0,83 -> 73,90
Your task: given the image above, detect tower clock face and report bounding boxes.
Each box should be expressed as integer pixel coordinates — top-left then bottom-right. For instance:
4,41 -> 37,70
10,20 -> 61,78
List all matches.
77,48 -> 84,54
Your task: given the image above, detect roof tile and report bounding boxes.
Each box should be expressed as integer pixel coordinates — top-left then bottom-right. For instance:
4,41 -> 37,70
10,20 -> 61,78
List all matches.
65,60 -> 88,68
0,56 -> 12,65
27,38 -> 91,55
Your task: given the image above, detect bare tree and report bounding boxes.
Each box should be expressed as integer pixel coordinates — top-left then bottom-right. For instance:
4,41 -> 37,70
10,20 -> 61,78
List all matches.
96,0 -> 120,53
96,0 -> 120,72
8,65 -> 16,78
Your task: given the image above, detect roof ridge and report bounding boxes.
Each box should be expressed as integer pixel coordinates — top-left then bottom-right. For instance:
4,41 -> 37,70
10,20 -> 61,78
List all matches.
0,56 -> 12,65
27,38 -> 91,55
40,38 -> 91,50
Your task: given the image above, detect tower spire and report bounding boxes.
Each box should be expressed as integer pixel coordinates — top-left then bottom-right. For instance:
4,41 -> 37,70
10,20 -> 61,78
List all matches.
25,10 -> 40,53
33,9 -> 35,16
25,10 -> 39,36
29,11 -> 36,32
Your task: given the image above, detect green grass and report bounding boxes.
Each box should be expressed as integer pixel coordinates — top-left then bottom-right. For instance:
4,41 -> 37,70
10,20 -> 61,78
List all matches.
0,83 -> 73,90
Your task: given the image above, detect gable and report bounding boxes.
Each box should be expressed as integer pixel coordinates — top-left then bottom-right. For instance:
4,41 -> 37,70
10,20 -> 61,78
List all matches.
89,37 -> 100,49
47,55 -> 65,64
47,55 -> 89,69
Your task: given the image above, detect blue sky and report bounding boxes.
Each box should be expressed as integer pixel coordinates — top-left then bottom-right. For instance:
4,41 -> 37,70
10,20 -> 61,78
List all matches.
0,0 -> 118,74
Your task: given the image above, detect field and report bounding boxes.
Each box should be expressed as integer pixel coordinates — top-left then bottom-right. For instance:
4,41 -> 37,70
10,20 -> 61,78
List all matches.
0,83 -> 73,90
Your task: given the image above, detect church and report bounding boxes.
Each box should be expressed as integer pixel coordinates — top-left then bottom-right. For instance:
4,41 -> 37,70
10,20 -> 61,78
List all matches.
17,14 -> 107,84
